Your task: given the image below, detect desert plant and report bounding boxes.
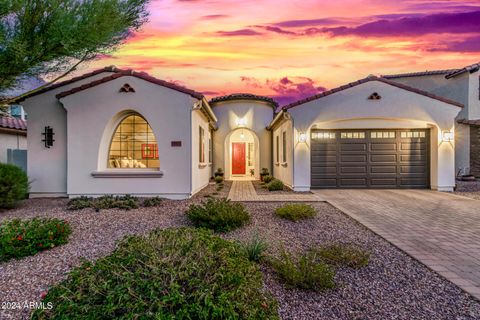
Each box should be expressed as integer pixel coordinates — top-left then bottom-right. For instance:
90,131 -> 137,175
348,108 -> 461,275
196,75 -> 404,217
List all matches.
268,249 -> 335,291
260,168 -> 270,181
186,198 -> 250,232
0,163 -> 29,209
114,195 -> 139,210
263,175 -> 274,184
214,175 -> 224,184
94,195 -> 117,209
0,218 -> 71,262
214,168 -> 224,177
142,196 -> 163,207
67,196 -> 94,210
275,204 -> 316,222
239,232 -> 268,262
32,228 -> 278,319
313,244 -> 370,268
267,179 -> 284,191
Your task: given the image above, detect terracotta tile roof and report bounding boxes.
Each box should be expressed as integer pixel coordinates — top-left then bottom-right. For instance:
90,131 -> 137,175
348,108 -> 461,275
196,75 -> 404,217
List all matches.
445,62 -> 480,79
56,69 -> 204,100
382,69 -> 458,79
458,119 -> 480,126
209,93 -> 278,109
0,116 -> 27,131
282,76 -> 464,110
14,66 -> 120,103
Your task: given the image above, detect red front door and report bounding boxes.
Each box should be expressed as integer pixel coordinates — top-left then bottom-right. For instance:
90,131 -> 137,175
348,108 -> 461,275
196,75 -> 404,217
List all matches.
232,143 -> 246,175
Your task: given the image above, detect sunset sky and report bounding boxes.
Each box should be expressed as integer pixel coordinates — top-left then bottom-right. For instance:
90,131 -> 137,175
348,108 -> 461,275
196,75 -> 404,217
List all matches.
83,0 -> 480,106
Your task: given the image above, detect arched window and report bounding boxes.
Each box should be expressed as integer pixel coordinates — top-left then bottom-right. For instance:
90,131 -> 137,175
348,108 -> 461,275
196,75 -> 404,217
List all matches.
108,114 -> 159,169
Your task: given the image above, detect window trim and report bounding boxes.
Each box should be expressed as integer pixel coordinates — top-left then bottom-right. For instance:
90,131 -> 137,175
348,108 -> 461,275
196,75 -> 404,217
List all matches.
282,131 -> 287,163
275,135 -> 280,164
199,126 -> 205,164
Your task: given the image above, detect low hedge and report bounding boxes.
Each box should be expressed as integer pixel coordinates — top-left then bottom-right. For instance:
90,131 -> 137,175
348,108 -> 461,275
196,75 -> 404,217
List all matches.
313,244 -> 370,268
32,228 -> 278,319
0,163 -> 29,209
67,195 -> 141,211
0,218 -> 71,262
267,179 -> 284,191
186,198 -> 250,232
275,204 -> 317,222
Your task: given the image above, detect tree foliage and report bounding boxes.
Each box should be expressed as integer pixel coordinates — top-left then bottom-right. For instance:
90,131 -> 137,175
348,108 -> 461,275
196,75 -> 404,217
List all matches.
0,0 -> 150,91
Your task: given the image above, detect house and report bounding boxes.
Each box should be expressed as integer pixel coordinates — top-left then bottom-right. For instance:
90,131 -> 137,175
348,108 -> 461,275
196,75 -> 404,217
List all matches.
0,116 -> 27,171
16,63 -> 476,199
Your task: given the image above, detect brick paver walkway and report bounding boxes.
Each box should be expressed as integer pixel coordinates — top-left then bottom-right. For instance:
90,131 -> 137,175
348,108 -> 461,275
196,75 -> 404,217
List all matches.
314,189 -> 480,300
228,181 -> 322,202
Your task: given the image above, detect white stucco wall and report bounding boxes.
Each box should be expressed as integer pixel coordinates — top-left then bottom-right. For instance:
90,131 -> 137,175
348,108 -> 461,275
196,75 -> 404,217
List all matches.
191,109 -> 212,194
211,100 -> 273,179
287,80 -> 462,192
0,132 -> 27,163
59,76 -> 200,199
22,71 -> 115,197
467,70 -> 480,119
272,118 -> 293,187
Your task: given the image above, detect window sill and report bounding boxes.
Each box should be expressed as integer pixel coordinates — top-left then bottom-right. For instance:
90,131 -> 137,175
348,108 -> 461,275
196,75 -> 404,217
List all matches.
91,170 -> 164,178
281,163 -> 288,167
275,163 -> 280,166
198,163 -> 208,168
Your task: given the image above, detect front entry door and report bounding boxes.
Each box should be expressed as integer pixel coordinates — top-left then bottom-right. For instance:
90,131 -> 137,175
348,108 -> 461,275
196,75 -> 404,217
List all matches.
232,142 -> 246,175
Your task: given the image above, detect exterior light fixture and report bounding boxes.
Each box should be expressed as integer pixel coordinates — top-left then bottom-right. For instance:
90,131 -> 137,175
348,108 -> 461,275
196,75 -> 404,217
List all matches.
236,118 -> 247,127
298,132 -> 307,143
442,130 -> 454,142
240,130 -> 245,139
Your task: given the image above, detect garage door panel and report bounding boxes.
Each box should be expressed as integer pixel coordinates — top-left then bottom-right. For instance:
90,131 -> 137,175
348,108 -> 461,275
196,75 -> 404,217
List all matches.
311,129 -> 429,189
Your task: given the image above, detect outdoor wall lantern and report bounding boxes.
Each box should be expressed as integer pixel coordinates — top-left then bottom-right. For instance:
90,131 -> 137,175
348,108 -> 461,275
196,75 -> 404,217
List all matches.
235,117 -> 247,127
298,132 -> 307,143
442,130 -> 454,142
42,126 -> 55,148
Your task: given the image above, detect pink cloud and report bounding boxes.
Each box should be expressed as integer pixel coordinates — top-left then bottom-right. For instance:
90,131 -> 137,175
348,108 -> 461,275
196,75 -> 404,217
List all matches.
215,29 -> 263,36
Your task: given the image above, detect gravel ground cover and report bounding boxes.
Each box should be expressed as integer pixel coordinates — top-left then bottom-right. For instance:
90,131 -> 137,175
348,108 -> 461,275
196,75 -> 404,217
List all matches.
1,180 -> 479,319
454,179 -> 480,200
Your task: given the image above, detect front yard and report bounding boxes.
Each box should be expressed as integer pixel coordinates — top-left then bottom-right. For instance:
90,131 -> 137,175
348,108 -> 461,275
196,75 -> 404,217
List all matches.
1,181 -> 479,319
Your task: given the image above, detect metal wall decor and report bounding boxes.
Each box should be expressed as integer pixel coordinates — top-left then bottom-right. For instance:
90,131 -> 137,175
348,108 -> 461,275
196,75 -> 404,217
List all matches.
42,126 -> 55,148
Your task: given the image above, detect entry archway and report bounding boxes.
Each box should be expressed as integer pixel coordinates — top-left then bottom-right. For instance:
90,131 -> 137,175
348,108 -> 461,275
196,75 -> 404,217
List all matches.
224,128 -> 260,180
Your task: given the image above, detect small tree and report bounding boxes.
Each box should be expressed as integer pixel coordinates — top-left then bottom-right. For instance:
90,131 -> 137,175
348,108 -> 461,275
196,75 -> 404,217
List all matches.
0,0 -> 150,100
0,163 -> 29,208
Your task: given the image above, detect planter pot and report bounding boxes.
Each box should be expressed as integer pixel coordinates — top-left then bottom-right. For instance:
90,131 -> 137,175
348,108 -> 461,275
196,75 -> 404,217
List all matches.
214,172 -> 224,177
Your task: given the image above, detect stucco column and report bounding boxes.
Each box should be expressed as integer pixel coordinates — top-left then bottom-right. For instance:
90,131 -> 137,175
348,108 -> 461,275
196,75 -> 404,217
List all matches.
434,126 -> 456,191
292,128 -> 311,191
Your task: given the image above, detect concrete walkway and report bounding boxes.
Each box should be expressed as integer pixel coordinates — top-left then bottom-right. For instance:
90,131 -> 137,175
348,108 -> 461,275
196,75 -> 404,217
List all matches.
228,181 -> 322,202
314,189 -> 480,300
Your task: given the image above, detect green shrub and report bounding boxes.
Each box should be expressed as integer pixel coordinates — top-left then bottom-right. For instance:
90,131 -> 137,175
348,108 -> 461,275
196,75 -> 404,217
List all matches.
186,198 -> 250,232
142,196 -> 163,207
239,232 -> 268,262
214,175 -> 224,183
263,175 -> 274,184
214,168 -> 224,177
313,244 -> 370,268
94,195 -> 139,210
268,249 -> 335,291
0,218 -> 71,262
275,204 -> 316,222
67,196 -> 94,210
0,163 -> 29,209
267,179 -> 284,191
32,228 -> 278,320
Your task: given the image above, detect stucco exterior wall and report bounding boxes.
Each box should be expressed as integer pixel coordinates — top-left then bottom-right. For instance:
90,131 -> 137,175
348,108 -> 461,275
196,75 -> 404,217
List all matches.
191,109 -> 212,194
211,100 -> 273,179
22,71 -> 115,197
287,80 -> 461,192
59,76 -> 198,199
467,71 -> 480,120
272,118 -> 293,187
0,132 -> 27,163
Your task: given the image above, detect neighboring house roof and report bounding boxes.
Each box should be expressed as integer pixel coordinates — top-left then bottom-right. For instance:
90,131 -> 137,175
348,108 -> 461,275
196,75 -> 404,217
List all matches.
0,116 -> 27,131
445,62 -> 480,79
382,69 -> 457,79
55,69 -> 204,100
13,66 -> 119,103
209,93 -> 279,109
282,76 -> 464,110
458,119 -> 480,126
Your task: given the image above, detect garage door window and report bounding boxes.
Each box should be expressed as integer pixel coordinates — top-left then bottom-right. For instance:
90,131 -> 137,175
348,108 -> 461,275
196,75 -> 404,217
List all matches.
371,132 -> 395,138
312,132 -> 336,139
401,131 -> 425,138
340,132 -> 365,139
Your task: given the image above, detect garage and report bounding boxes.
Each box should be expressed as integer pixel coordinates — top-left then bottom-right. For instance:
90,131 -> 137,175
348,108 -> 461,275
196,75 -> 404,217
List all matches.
311,129 -> 430,188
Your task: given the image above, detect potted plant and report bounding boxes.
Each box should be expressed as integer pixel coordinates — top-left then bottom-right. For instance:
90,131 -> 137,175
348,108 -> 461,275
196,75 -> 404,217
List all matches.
214,168 -> 224,178
260,168 -> 269,181
250,169 -> 255,177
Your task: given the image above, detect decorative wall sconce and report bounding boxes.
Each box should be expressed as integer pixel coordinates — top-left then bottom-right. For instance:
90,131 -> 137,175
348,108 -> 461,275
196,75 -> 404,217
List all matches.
442,130 -> 454,142
235,117 -> 247,127
42,126 -> 55,148
298,132 -> 307,143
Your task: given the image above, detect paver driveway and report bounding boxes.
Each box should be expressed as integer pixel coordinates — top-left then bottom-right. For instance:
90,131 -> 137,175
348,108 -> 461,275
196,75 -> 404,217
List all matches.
314,189 -> 480,300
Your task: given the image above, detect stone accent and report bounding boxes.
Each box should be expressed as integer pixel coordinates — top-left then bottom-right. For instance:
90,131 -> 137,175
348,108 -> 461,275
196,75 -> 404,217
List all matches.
471,126 -> 480,177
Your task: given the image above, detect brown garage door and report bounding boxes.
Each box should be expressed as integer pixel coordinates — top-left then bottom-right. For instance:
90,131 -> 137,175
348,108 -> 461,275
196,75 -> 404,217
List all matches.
311,129 -> 430,188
